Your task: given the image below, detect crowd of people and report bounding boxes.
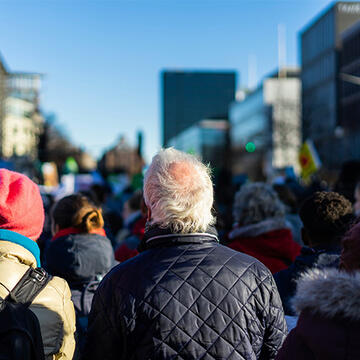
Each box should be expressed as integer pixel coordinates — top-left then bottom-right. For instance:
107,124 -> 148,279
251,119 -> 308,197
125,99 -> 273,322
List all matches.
1,147 -> 360,359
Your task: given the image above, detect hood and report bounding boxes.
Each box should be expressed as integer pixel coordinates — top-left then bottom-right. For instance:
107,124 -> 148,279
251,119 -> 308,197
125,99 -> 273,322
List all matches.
229,218 -> 288,239
45,232 -> 115,286
293,246 -> 340,270
0,230 -> 41,267
293,268 -> 360,321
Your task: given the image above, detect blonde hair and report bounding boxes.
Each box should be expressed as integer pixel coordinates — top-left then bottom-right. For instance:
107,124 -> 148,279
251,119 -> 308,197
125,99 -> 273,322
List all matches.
52,194 -> 104,233
144,148 -> 215,233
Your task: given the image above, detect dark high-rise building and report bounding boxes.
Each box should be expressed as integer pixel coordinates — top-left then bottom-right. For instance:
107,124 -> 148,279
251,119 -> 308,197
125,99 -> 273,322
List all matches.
301,1 -> 360,168
162,70 -> 236,146
336,20 -> 360,162
340,20 -> 360,128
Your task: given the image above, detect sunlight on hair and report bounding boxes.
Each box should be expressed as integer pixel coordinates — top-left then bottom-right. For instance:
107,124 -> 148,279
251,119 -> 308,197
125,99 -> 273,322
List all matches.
144,148 -> 215,233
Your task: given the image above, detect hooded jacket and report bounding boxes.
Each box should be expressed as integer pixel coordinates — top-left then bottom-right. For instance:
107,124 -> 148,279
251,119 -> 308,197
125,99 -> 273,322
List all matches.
228,218 -> 301,274
0,231 -> 76,360
276,268 -> 360,360
274,245 -> 340,315
45,231 -> 115,315
83,226 -> 287,360
45,232 -> 115,286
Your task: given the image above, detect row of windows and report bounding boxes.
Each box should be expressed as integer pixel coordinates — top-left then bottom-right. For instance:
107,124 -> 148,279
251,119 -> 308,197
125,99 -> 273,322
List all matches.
302,9 -> 335,65
302,52 -> 336,91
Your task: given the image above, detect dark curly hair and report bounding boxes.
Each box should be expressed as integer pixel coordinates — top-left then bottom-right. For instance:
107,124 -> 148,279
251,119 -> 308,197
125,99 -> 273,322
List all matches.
299,191 -> 354,244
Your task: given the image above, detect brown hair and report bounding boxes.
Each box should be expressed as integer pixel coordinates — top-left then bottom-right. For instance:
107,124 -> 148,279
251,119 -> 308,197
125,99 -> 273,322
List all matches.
52,194 -> 104,233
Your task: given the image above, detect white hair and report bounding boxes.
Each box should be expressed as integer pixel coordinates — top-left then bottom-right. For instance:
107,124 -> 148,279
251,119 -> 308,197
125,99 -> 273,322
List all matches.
143,148 -> 215,233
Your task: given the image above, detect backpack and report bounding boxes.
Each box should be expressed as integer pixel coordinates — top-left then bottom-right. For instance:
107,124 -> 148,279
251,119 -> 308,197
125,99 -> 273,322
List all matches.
71,278 -> 101,355
0,267 -> 51,360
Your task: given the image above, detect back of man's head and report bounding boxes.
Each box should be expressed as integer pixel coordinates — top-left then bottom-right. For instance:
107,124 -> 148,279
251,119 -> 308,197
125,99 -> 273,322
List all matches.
143,148 -> 215,233
299,191 -> 354,246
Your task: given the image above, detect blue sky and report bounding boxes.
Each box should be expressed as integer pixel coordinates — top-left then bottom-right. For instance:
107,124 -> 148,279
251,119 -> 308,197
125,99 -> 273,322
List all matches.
0,0 -> 336,161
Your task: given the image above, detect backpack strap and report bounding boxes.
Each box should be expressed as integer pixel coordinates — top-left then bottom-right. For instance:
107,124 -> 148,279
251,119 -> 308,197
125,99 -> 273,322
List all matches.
80,279 -> 101,317
7,267 -> 52,307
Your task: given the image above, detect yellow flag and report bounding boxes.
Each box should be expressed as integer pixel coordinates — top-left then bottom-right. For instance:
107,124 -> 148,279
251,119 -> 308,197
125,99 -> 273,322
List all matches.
298,140 -> 321,180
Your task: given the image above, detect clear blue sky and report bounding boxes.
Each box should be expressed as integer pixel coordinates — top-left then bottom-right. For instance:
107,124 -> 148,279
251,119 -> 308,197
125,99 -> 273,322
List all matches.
0,0 -> 337,161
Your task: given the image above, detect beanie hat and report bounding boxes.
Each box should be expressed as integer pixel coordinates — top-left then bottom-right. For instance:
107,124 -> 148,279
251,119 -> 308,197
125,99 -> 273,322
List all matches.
0,169 -> 44,241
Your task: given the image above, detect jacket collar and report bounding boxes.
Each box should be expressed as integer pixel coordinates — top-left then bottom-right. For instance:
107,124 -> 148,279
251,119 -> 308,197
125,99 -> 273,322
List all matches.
0,229 -> 40,266
139,225 -> 218,252
229,217 -> 288,239
293,268 -> 360,320
296,245 -> 341,266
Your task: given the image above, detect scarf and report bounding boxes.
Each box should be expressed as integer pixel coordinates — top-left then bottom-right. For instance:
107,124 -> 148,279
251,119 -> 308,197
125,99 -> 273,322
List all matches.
52,227 -> 106,242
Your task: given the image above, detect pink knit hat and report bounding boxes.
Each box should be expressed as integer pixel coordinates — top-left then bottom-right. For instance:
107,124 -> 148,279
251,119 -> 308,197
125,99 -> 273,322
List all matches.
0,169 -> 44,241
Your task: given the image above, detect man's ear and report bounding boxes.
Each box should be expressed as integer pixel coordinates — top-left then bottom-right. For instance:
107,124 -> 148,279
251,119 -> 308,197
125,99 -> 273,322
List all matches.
301,227 -> 312,247
147,208 -> 152,222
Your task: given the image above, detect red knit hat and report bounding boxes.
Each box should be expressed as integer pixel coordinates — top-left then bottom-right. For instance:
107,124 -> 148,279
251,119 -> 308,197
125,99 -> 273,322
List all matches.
0,169 -> 44,241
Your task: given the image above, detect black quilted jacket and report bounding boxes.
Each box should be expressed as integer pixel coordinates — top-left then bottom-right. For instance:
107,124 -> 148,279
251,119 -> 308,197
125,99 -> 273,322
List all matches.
83,228 -> 287,360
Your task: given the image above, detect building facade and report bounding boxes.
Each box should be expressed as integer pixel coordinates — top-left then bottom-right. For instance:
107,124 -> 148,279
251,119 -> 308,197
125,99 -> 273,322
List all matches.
167,119 -> 229,171
2,73 -> 44,159
162,70 -> 236,146
98,136 -> 144,176
230,68 -> 301,180
337,20 -> 360,161
301,1 -> 360,168
0,55 -> 7,151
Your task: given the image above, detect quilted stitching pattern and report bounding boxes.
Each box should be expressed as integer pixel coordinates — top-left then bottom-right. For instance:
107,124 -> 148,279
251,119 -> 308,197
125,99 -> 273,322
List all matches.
84,237 -> 287,360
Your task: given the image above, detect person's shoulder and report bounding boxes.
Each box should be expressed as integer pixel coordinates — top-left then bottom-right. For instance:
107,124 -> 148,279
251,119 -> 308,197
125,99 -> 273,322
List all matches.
98,252 -> 146,286
40,275 -> 72,301
31,275 -> 73,316
216,242 -> 266,264
209,243 -> 273,279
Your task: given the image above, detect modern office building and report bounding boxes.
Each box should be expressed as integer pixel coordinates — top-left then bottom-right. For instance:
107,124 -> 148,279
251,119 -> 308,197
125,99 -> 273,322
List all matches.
167,119 -> 229,170
162,70 -> 236,146
229,68 -> 301,180
2,72 -> 44,159
301,1 -> 360,168
340,20 -> 360,127
0,55 -> 7,150
335,19 -> 360,162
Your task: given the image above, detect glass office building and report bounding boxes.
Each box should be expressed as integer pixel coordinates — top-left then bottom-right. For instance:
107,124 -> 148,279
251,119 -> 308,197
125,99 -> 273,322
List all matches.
340,21 -> 360,128
167,119 -> 229,171
230,68 -> 301,179
162,71 -> 236,146
301,2 -> 360,168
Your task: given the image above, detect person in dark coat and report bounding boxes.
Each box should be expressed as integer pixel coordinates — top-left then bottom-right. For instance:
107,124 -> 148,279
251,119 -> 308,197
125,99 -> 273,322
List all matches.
83,148 -> 287,360
45,193 -> 115,309
227,182 -> 301,274
44,194 -> 116,355
276,220 -> 360,360
274,191 -> 354,315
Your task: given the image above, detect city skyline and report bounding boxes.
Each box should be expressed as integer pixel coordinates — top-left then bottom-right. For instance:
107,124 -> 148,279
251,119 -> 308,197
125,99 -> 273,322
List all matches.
0,0 -> 337,161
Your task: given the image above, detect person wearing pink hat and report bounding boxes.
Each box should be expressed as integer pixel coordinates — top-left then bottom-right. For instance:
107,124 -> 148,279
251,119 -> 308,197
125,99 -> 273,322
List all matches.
0,169 -> 76,359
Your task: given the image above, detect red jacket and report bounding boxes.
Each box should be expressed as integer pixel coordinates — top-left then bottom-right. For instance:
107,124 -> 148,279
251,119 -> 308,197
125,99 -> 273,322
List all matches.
228,225 -> 301,274
115,217 -> 146,262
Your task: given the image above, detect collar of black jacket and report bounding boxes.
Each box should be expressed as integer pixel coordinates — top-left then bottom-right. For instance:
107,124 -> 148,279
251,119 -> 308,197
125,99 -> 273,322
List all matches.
138,224 -> 219,252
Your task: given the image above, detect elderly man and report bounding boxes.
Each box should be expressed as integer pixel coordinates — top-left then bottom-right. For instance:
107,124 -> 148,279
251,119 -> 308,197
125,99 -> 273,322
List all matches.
83,148 -> 287,360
